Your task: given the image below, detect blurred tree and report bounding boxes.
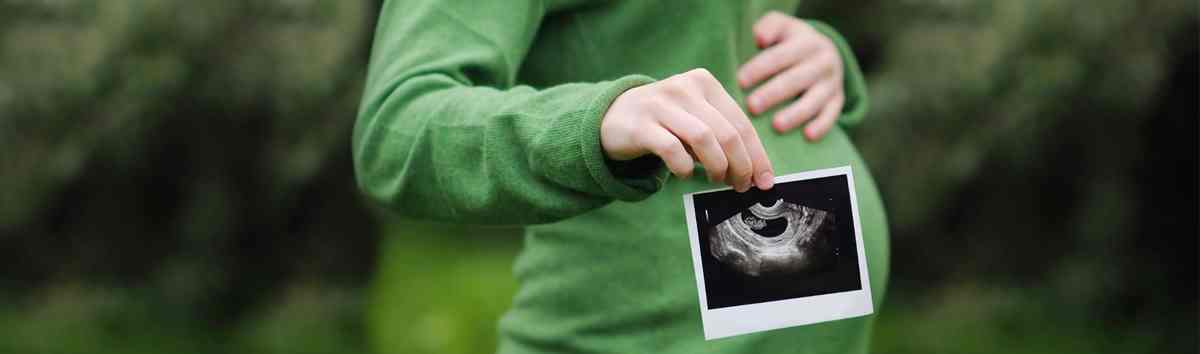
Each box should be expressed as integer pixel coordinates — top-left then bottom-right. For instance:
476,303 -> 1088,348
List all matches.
798,1 -> 1197,352
1,1 -> 380,353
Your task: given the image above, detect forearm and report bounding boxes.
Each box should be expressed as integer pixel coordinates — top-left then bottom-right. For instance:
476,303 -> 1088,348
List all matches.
354,71 -> 662,225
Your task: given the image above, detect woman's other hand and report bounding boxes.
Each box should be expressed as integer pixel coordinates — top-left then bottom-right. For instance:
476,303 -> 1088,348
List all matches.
738,11 -> 845,141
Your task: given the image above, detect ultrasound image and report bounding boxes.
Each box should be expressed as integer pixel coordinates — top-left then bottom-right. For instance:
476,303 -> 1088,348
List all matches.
708,199 -> 836,277
692,174 -> 862,309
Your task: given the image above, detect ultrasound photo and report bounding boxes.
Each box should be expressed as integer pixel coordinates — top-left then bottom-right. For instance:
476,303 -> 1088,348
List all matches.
684,166 -> 873,339
708,198 -> 836,278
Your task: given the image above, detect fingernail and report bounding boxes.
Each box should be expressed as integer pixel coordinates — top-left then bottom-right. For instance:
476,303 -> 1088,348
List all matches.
759,171 -> 774,190
748,97 -> 760,113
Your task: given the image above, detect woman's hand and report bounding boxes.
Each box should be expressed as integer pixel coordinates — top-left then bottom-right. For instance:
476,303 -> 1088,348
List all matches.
738,11 -> 845,141
601,68 -> 775,192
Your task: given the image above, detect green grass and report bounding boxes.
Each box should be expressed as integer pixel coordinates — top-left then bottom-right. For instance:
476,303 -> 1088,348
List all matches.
872,285 -> 1160,354
0,229 -> 1163,354
367,223 -> 521,354
0,283 -> 367,354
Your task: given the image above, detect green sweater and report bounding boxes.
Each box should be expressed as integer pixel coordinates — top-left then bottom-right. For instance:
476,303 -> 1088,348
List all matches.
354,0 -> 890,353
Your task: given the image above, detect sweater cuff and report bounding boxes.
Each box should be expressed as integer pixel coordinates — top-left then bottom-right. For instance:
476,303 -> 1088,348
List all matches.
578,74 -> 667,201
806,20 -> 871,128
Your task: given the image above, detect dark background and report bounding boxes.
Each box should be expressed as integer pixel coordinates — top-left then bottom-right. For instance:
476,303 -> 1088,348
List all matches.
693,175 -> 862,309
0,1 -> 1196,354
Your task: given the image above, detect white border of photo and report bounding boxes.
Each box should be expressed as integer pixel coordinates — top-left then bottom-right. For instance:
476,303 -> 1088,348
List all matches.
682,165 -> 873,340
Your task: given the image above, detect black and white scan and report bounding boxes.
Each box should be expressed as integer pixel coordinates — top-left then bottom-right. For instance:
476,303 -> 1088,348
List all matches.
708,198 -> 836,277
691,173 -> 862,309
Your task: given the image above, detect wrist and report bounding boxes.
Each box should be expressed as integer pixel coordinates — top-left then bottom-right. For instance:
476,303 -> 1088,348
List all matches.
581,74 -> 663,200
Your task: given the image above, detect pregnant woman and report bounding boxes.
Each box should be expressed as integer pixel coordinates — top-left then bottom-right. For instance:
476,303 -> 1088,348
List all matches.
354,1 -> 889,352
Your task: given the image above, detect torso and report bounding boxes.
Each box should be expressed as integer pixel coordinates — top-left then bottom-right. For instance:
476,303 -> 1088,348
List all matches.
503,1 -> 890,352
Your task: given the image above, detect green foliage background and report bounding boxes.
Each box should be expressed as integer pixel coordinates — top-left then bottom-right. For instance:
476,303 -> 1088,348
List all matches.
1,1 -> 1195,353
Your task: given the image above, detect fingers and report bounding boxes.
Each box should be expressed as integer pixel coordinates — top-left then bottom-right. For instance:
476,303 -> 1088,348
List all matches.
772,82 -> 836,133
638,125 -> 695,178
682,99 -> 755,192
654,104 -> 730,183
606,68 -> 776,192
752,11 -> 794,48
742,125 -> 775,190
744,53 -> 828,114
737,39 -> 818,90
701,84 -> 775,190
803,95 -> 844,141
688,69 -> 774,191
